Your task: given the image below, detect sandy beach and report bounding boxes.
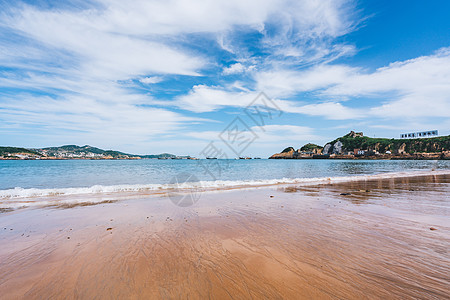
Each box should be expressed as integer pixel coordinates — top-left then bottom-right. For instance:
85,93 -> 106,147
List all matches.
0,173 -> 449,299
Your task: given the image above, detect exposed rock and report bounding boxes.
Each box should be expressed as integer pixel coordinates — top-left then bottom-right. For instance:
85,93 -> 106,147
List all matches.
397,143 -> 407,154
332,141 -> 343,154
323,141 -> 343,155
300,143 -> 323,154
348,131 -> 364,138
281,147 -> 295,153
323,144 -> 332,155
269,148 -> 296,159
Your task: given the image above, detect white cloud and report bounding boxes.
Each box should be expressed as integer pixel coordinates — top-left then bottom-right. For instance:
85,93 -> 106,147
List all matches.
2,9 -> 204,78
172,82 -> 363,120
0,0 -> 358,94
0,92 -> 207,152
139,76 -> 163,84
88,0 -> 354,38
325,48 -> 450,118
325,48 -> 450,97
287,102 -> 363,120
0,1 -> 211,150
254,47 -> 450,119
222,63 -> 246,75
255,64 -> 357,97
174,85 -> 257,113
180,44 -> 450,121
0,0 -> 357,104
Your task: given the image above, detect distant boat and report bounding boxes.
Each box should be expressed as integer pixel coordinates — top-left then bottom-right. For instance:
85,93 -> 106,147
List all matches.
206,157 -> 217,159
254,157 -> 261,159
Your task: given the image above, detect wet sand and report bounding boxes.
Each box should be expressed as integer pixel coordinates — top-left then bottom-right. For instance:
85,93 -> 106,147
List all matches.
0,174 -> 449,299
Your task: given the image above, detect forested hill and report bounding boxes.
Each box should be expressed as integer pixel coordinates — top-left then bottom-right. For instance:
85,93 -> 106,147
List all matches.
270,131 -> 450,159
324,131 -> 449,154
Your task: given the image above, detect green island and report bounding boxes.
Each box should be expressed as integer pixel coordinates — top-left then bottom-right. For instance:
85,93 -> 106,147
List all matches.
270,131 -> 450,160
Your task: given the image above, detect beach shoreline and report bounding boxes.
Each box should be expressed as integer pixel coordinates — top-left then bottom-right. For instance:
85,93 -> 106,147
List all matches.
1,173 -> 449,299
2,169 -> 450,210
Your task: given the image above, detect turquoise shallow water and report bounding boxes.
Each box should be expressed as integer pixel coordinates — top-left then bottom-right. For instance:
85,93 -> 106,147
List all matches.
1,159 -> 449,190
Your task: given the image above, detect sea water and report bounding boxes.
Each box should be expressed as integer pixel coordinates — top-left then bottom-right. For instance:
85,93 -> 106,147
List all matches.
1,159 -> 449,195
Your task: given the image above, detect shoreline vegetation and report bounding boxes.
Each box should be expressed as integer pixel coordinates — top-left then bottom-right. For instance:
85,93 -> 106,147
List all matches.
270,131 -> 450,160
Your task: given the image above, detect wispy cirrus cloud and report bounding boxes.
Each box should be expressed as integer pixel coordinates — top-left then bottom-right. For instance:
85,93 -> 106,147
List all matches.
1,0 -> 356,80
0,0 -> 357,108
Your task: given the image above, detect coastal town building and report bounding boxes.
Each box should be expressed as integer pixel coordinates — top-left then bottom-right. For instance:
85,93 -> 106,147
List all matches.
400,130 -> 438,138
354,149 -> 366,155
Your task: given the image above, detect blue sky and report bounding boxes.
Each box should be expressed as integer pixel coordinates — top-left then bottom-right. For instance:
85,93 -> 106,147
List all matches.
0,0 -> 449,157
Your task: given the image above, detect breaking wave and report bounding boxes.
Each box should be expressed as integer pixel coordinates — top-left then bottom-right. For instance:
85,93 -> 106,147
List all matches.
1,169 -> 449,209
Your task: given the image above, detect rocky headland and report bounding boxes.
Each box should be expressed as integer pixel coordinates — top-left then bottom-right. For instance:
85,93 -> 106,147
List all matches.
270,131 -> 450,160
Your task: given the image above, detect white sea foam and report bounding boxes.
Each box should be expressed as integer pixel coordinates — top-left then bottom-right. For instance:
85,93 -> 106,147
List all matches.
1,169 -> 449,209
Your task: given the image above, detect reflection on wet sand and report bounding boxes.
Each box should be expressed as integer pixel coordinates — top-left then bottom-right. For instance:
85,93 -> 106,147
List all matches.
0,174 -> 449,299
